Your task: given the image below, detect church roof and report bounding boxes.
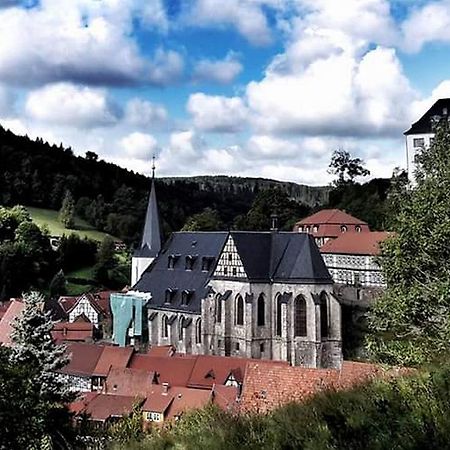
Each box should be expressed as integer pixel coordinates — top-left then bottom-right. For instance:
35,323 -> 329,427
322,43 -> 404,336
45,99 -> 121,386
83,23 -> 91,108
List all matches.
136,179 -> 161,258
133,231 -> 331,313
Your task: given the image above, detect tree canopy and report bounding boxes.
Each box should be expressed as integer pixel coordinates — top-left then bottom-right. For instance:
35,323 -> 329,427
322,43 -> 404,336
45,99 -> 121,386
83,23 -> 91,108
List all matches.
328,149 -> 370,186
367,122 -> 450,366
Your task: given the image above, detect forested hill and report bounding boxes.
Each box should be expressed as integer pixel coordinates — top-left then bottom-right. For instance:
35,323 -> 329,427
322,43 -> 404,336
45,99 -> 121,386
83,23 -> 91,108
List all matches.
0,126 -> 327,243
161,175 -> 330,207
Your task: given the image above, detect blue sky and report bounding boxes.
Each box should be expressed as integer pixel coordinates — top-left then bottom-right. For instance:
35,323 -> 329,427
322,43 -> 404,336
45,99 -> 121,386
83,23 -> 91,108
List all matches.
1,0 -> 450,185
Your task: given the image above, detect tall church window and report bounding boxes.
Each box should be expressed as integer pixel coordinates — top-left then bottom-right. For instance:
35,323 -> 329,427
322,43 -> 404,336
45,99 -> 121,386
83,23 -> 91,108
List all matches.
162,315 -> 168,338
257,294 -> 265,326
320,292 -> 329,338
276,294 -> 282,336
215,295 -> 222,323
294,295 -> 307,337
196,318 -> 202,344
179,316 -> 184,340
236,295 -> 244,325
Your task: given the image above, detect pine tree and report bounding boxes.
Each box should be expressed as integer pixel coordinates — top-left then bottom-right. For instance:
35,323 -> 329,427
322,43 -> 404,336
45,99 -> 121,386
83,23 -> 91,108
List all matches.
367,121 -> 450,366
49,269 -> 67,298
59,190 -> 75,229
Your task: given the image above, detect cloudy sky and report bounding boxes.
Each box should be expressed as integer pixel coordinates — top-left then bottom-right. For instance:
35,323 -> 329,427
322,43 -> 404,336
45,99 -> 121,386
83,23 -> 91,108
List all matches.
1,0 -> 450,185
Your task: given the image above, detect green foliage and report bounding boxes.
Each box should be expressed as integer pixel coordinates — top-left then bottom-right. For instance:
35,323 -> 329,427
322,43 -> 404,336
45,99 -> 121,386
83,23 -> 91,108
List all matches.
49,269 -> 67,298
182,208 -> 224,231
367,122 -> 450,366
328,149 -> 370,186
58,233 -> 97,273
59,190 -> 75,229
108,403 -> 145,446
113,366 -> 450,450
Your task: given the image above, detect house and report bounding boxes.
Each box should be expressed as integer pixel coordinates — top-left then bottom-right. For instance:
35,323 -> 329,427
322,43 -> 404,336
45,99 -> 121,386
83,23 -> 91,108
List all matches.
0,299 -> 25,346
293,209 -> 370,247
111,175 -> 342,369
320,231 -> 391,306
52,321 -> 95,343
404,98 -> 450,179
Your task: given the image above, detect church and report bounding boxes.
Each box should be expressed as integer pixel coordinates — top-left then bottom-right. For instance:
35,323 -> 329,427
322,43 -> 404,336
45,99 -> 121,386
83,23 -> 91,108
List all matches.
110,174 -> 342,369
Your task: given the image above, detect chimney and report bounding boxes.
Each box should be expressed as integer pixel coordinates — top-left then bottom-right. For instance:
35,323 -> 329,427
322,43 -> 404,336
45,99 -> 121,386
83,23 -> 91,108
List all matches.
162,382 -> 169,395
270,214 -> 279,232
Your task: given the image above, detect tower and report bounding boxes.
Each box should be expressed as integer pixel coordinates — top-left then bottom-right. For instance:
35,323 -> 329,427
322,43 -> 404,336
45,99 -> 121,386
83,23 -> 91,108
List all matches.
131,156 -> 162,286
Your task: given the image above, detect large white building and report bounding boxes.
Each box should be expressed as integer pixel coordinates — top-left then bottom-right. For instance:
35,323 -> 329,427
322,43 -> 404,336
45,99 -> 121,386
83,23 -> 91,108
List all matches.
404,98 -> 450,178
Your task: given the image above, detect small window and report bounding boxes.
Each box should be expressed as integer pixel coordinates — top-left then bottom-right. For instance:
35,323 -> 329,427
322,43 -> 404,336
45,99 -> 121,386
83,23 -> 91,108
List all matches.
276,295 -> 282,337
185,256 -> 195,270
235,295 -> 244,326
228,253 -> 233,261
298,226 -> 303,232
181,290 -> 193,306
168,255 -> 175,269
341,225 -> 347,233
312,225 -> 319,233
260,343 -> 265,354
355,225 -> 361,233
218,339 -> 222,348
257,294 -> 265,326
178,317 -> 184,340
305,226 -> 310,232
196,319 -> 202,344
413,138 -> 425,148
232,267 -> 237,276
215,296 -> 222,323
224,267 -> 228,275
165,289 -> 176,304
235,342 -> 240,351
201,257 -> 213,271
162,315 -> 168,338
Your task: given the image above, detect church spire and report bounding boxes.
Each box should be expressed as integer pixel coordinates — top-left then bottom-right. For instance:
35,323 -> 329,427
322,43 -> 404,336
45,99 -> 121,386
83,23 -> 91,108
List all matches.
140,155 -> 161,257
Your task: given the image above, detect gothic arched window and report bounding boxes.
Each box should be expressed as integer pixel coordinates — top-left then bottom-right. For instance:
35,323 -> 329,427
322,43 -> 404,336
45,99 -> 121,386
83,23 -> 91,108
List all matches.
179,316 -> 184,340
162,315 -> 168,338
196,318 -> 202,344
215,295 -> 222,323
236,295 -> 244,325
257,294 -> 265,326
320,292 -> 329,338
275,294 -> 282,336
294,295 -> 307,337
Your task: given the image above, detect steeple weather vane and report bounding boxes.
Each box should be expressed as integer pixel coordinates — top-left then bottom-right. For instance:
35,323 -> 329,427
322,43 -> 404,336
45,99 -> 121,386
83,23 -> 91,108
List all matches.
151,154 -> 156,180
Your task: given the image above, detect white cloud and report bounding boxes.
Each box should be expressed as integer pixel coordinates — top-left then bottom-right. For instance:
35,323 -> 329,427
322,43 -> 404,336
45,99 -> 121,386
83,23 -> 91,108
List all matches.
147,48 -> 184,86
193,52 -> 243,84
189,0 -> 274,45
25,83 -> 120,127
401,0 -> 450,53
0,84 -> 15,116
124,98 -> 168,128
187,93 -> 248,132
120,132 -> 159,160
0,0 -> 177,86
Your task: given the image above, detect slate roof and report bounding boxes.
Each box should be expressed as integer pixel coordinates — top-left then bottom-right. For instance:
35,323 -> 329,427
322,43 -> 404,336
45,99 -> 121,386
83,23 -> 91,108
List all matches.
133,231 -> 331,313
136,179 -> 161,258
404,98 -> 450,135
133,232 -> 228,313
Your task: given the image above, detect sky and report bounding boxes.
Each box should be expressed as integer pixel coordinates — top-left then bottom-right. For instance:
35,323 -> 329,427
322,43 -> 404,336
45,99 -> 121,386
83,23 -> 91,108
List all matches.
1,0 -> 450,185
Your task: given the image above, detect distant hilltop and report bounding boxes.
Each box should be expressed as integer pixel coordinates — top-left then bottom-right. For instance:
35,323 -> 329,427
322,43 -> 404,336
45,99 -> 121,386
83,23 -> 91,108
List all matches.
160,175 -> 330,208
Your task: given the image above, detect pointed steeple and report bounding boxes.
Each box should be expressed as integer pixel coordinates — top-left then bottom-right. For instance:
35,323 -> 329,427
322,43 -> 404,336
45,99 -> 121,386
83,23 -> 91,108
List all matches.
139,156 -> 161,257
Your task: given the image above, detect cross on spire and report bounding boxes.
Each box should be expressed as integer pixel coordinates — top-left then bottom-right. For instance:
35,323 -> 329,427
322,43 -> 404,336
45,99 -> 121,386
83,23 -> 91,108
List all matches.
151,154 -> 156,180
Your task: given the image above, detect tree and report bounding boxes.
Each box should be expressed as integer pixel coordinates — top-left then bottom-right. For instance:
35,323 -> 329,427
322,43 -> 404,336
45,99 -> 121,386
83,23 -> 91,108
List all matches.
182,208 -> 224,231
328,149 -> 370,186
59,190 -> 75,229
366,122 -> 450,366
7,291 -> 74,448
49,269 -> 67,298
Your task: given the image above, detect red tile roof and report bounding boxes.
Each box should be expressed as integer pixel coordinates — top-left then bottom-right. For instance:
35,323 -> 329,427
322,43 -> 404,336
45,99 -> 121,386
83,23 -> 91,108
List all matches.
0,300 -> 12,321
238,360 -> 390,414
294,209 -> 370,238
58,291 -> 113,318
105,367 -> 157,397
128,354 -> 197,387
142,385 -> 175,414
92,346 -> 134,377
60,343 -> 104,377
82,394 -> 143,422
147,345 -> 176,357
57,296 -> 78,314
320,231 -> 392,256
212,385 -> 239,411
52,321 -> 94,342
0,299 -> 25,346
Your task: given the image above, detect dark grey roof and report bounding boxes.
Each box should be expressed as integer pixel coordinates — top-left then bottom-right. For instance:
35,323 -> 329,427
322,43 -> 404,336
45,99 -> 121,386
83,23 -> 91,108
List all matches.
133,231 -> 331,313
229,232 -> 331,284
404,98 -> 450,135
136,179 -> 161,258
133,232 -> 228,313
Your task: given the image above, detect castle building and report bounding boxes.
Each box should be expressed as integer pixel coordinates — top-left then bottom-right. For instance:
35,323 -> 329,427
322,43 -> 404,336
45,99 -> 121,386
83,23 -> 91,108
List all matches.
404,98 -> 450,179
293,209 -> 370,248
111,178 -> 342,369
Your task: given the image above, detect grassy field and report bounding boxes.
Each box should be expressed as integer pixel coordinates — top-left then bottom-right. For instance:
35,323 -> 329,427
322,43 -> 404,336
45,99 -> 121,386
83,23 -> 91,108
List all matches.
26,206 -> 114,241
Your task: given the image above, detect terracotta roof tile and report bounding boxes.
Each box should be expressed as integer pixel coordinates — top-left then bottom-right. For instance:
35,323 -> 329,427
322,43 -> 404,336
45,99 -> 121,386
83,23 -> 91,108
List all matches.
51,321 -> 94,342
92,346 -> 134,377
60,343 -> 104,377
320,231 -> 392,256
166,386 -> 211,419
147,345 -> 176,357
82,394 -> 143,422
105,367 -> 157,397
212,385 -> 239,411
0,299 -> 25,346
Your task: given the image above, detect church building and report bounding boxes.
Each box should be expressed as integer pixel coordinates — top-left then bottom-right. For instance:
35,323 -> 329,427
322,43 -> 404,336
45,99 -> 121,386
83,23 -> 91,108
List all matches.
110,175 -> 342,369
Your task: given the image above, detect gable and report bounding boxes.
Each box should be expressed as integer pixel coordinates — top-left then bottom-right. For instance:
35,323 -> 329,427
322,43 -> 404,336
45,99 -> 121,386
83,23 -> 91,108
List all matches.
213,235 -> 247,279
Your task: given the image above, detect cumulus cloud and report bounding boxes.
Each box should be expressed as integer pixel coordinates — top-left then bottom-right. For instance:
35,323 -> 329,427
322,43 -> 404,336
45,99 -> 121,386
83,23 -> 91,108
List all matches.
187,93 -> 248,132
0,0 -> 178,86
193,52 -> 243,84
147,48 -> 184,86
188,0 -> 274,45
120,132 -> 159,160
0,84 -> 15,116
25,83 -> 120,127
124,98 -> 168,128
